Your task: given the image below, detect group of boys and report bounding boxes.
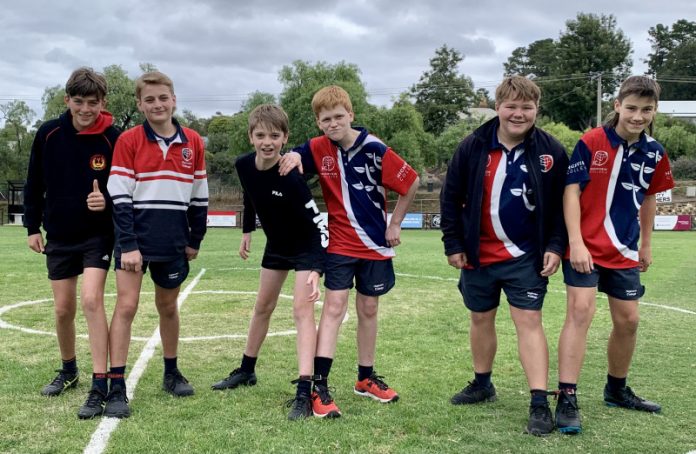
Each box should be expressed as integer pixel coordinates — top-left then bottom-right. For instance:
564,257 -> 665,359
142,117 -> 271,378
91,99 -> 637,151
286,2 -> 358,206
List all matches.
26,68 -> 670,435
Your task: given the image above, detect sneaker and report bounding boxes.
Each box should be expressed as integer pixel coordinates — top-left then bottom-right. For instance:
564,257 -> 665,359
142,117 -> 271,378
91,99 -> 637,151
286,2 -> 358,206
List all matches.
211,368 -> 257,390
311,384 -> 341,418
604,385 -> 661,413
103,385 -> 130,419
450,381 -> 497,405
163,368 -> 194,397
555,389 -> 581,434
354,373 -> 399,403
77,388 -> 106,419
526,402 -> 554,436
286,393 -> 312,421
41,369 -> 79,396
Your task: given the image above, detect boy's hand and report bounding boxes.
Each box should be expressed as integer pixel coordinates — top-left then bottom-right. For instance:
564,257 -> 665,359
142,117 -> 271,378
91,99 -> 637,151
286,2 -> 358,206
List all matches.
385,224 -> 402,247
121,250 -> 143,272
87,179 -> 106,212
569,241 -> 593,274
447,252 -> 467,269
185,246 -> 199,261
306,271 -> 321,303
278,152 -> 302,176
540,251 -> 561,277
28,233 -> 45,253
239,233 -> 251,260
638,245 -> 652,272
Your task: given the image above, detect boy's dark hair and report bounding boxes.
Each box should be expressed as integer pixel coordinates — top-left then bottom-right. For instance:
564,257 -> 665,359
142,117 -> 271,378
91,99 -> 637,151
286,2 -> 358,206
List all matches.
605,76 -> 661,135
495,76 -> 541,105
135,71 -> 175,99
65,67 -> 108,100
248,104 -> 289,136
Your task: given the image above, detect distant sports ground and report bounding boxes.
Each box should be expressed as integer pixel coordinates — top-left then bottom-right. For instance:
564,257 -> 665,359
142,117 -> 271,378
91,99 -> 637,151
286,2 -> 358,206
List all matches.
1,227 -> 695,454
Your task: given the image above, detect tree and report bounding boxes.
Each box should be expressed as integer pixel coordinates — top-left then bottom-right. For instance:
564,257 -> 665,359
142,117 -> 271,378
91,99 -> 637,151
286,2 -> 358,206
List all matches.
41,85 -> 66,121
504,38 -> 556,79
103,64 -> 143,130
434,117 -> 486,166
411,45 -> 475,136
646,20 -> 696,99
536,120 -> 582,155
241,91 -> 276,112
653,114 -> 696,160
0,100 -> 36,182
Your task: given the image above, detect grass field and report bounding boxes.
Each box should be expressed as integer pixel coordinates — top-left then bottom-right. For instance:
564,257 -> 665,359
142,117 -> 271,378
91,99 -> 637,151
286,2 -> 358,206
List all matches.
1,226 -> 695,454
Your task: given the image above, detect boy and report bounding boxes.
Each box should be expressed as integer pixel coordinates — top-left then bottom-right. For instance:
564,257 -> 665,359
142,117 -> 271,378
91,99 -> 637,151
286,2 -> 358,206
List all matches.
24,67 -> 120,419
556,76 -> 673,434
439,76 -> 568,436
211,104 -> 328,420
105,71 -> 208,418
279,85 -> 419,418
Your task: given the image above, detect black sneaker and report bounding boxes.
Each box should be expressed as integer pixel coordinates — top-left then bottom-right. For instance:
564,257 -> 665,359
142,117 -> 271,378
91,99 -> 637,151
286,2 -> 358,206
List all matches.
163,368 -> 194,397
604,385 -> 661,413
103,385 -> 130,419
526,402 -> 554,436
78,388 -> 106,419
41,369 -> 79,396
211,368 -> 257,390
555,389 -> 581,434
286,393 -> 312,421
450,381 -> 497,405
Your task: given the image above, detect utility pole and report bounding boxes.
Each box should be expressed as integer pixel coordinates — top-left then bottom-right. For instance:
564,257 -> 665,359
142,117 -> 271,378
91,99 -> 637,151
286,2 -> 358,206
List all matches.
596,73 -> 602,127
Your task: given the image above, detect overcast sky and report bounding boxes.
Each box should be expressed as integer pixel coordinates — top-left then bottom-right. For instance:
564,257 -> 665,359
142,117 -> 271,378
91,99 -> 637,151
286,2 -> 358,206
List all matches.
1,0 -> 693,121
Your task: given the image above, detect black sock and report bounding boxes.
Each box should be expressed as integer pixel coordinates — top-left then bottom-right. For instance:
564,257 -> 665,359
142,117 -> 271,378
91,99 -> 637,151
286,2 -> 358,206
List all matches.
240,354 -> 257,374
558,382 -> 577,394
163,356 -> 178,374
93,373 -> 108,395
474,371 -> 492,387
530,389 -> 548,406
296,376 -> 312,397
607,374 -> 627,392
62,357 -> 77,374
358,365 -> 373,381
109,366 -> 127,390
313,357 -> 333,388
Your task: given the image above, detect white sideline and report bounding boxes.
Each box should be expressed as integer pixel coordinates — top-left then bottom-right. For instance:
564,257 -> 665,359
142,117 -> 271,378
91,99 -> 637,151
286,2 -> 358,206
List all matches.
83,268 -> 206,454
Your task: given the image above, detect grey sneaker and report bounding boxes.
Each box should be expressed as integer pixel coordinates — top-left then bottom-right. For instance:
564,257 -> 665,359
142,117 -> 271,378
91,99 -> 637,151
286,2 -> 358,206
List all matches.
555,389 -> 581,434
211,368 -> 257,390
451,381 -> 497,405
163,368 -> 194,397
42,369 -> 78,396
77,388 -> 106,419
604,385 -> 661,413
526,401 -> 554,436
103,385 -> 130,419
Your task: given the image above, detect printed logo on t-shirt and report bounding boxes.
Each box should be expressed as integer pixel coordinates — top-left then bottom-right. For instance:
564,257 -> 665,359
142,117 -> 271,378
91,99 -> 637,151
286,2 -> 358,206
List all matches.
321,156 -> 336,172
90,154 -> 106,171
592,150 -> 609,167
182,148 -> 193,162
539,154 -> 554,173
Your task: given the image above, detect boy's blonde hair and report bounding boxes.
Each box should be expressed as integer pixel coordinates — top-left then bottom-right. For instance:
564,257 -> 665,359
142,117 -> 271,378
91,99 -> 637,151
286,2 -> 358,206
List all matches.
248,104 -> 289,136
495,76 -> 541,105
311,85 -> 353,117
65,67 -> 108,100
135,71 -> 175,99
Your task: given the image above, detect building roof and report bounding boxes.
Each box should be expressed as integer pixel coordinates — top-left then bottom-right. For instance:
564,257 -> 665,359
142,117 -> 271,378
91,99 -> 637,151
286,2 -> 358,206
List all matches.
658,101 -> 696,117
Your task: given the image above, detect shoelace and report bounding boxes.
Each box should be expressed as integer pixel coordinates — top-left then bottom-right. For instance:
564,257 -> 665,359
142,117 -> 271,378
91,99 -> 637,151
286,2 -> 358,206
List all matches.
285,394 -> 311,409
313,386 -> 336,404
49,369 -> 74,386
619,386 -> 643,405
530,402 -> 551,419
85,389 -> 106,407
367,375 -> 390,390
556,389 -> 579,417
168,370 -> 189,383
107,387 -> 129,403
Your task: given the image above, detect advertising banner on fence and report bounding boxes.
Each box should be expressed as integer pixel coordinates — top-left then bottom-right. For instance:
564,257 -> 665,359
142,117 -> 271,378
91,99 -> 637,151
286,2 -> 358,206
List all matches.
653,215 -> 691,231
207,211 -> 237,227
387,213 -> 423,229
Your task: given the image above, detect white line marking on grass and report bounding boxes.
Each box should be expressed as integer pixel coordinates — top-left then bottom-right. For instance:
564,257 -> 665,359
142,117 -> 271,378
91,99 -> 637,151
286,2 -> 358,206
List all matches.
83,268 -> 206,454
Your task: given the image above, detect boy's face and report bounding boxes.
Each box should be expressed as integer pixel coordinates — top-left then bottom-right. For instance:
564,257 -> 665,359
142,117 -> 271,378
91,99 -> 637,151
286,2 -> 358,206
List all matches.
64,94 -> 105,131
613,94 -> 656,142
137,83 -> 176,126
316,105 -> 354,143
249,123 -> 288,163
495,96 -> 537,143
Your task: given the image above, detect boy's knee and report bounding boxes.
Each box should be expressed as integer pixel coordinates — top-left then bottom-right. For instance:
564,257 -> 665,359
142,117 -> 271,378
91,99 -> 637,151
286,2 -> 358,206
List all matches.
80,294 -> 103,313
615,313 -> 640,334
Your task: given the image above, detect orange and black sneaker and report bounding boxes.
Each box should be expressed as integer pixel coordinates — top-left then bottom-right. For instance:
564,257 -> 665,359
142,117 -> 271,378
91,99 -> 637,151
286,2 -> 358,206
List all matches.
311,384 -> 341,418
354,373 -> 399,403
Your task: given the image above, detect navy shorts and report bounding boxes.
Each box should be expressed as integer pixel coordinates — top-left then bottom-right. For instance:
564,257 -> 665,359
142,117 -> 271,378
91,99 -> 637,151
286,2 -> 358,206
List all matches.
562,260 -> 645,301
45,235 -> 114,280
115,254 -> 189,289
324,253 -> 395,297
458,253 -> 548,312
262,248 -> 315,272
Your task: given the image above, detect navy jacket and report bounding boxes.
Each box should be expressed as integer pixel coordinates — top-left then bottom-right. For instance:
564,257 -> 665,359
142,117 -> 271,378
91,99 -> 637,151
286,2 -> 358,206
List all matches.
440,117 -> 569,270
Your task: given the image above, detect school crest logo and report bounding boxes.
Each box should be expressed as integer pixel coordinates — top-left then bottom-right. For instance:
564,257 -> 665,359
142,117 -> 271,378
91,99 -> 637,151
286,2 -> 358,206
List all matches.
539,154 -> 554,173
321,156 -> 336,172
592,150 -> 609,167
182,148 -> 193,162
90,154 -> 106,171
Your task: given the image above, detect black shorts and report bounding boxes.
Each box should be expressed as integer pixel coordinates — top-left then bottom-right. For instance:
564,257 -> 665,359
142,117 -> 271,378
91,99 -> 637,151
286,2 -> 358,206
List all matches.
458,253 -> 548,312
114,254 -> 190,289
324,253 -> 395,297
262,249 -> 315,272
45,235 -> 114,280
562,260 -> 645,300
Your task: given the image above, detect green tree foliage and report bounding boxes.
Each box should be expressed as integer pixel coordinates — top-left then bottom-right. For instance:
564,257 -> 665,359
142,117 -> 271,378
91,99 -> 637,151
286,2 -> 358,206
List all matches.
41,85 -> 66,121
536,120 -> 583,155
103,64 -> 143,130
646,20 -> 696,100
504,38 -> 556,78
179,109 -> 210,136
653,114 -> 696,160
0,100 -> 36,183
434,116 -> 486,166
241,91 -> 277,112
411,45 -> 475,136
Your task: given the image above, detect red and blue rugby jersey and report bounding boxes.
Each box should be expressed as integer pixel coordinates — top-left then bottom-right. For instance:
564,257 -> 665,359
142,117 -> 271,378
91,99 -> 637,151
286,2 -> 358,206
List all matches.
293,128 -> 418,260
566,126 -> 674,268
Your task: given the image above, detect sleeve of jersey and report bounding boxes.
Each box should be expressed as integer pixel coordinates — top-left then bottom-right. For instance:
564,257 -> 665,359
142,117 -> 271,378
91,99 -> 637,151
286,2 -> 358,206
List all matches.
291,171 -> 327,274
292,141 -> 318,175
241,190 -> 257,234
646,150 -> 675,195
440,143 -> 467,256
381,148 -> 418,195
107,135 -> 139,252
566,140 -> 592,190
23,129 -> 46,235
187,136 -> 209,250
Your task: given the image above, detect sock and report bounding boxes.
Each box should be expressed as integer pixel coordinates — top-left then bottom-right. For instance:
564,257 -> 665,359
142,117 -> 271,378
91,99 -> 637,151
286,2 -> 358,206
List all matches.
558,382 -> 577,394
163,356 -> 178,375
92,373 -> 108,395
607,374 -> 627,392
296,376 -> 312,397
313,357 -> 333,388
109,366 -> 127,390
358,365 -> 374,381
530,389 -> 548,406
62,357 -> 77,374
474,371 -> 492,387
240,354 -> 257,374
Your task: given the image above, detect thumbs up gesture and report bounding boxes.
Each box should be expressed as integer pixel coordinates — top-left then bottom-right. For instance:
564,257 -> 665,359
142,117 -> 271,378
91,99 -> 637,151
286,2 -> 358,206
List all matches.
87,179 -> 106,211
